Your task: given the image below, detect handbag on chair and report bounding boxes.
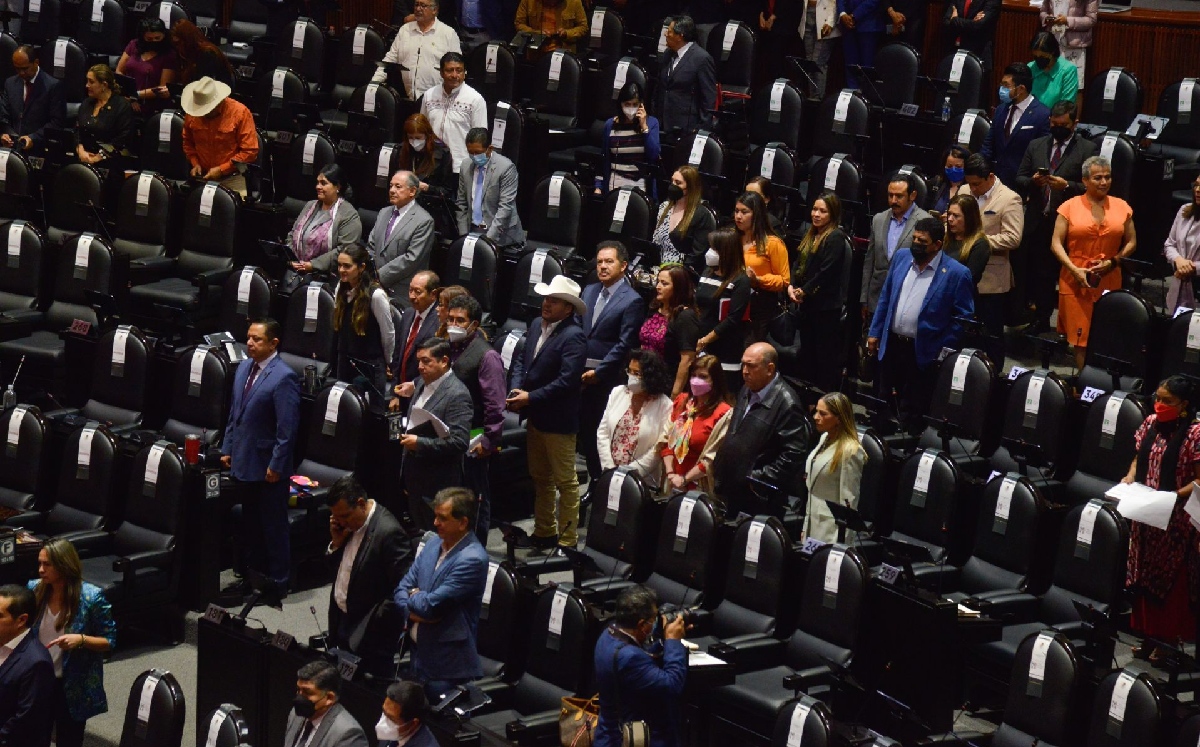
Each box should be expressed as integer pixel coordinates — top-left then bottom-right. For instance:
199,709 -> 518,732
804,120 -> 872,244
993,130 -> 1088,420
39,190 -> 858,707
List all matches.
559,696 -> 599,747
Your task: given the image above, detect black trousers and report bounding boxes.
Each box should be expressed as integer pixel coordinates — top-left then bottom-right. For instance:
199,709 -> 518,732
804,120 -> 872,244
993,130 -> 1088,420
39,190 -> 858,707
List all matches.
877,332 -> 936,433
798,307 -> 844,393
54,678 -> 87,747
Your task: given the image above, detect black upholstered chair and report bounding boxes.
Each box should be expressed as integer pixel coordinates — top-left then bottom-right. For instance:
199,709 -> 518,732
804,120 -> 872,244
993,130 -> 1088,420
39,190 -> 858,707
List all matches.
1064,391 -> 1146,506
159,344 -> 231,448
278,280 -> 336,378
42,423 -> 119,548
0,405 -> 48,528
118,669 -> 185,747
444,233 -> 499,311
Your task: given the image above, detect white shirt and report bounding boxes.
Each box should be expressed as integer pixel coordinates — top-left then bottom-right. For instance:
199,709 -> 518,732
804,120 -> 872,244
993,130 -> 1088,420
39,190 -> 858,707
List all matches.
375,19 -> 462,98
420,82 -> 488,174
974,179 -> 997,210
296,709 -> 329,747
669,42 -> 693,73
37,608 -> 64,677
332,500 -> 377,614
413,369 -> 452,410
0,628 -> 29,669
534,318 -> 562,357
246,351 -> 278,391
1004,93 -> 1035,135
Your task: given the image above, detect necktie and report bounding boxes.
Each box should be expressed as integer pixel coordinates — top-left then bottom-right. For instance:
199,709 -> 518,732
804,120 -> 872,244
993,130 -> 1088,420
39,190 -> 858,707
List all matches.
294,720 -> 314,747
399,313 -> 422,380
1044,141 -> 1064,212
472,166 -> 485,226
1004,102 -> 1017,137
242,362 -> 261,399
23,80 -> 31,107
384,208 -> 401,243
593,287 -> 611,328
956,0 -> 972,44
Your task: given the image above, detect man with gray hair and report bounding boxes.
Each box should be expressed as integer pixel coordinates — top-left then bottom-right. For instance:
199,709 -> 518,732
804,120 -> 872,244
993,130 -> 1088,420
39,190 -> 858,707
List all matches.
374,0 -> 461,98
364,170 -> 436,304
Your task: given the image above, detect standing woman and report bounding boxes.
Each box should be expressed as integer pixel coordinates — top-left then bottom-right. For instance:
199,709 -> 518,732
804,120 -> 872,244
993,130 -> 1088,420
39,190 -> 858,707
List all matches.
929,145 -> 970,215
601,82 -> 660,195
745,176 -> 784,235
595,350 -> 675,489
942,193 -> 991,288
639,265 -> 701,397
736,191 -> 790,343
1051,156 -> 1136,369
116,17 -> 178,113
398,113 -> 456,197
287,164 -> 363,274
28,539 -> 116,747
695,226 -> 752,380
660,355 -> 734,497
1027,31 -> 1078,111
1040,0 -> 1097,106
652,166 -> 714,269
172,19 -> 234,86
1163,176 -> 1200,315
1121,375 -> 1200,661
802,392 -> 866,543
798,0 -> 842,98
333,245 -> 397,409
788,191 -> 851,393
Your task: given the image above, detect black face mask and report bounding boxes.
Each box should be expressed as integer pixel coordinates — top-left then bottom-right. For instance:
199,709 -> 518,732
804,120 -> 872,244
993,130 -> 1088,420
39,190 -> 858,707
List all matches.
909,243 -> 931,262
1034,56 -> 1051,70
1050,125 -> 1073,143
293,696 -> 317,719
137,38 -> 170,54
665,184 -> 684,202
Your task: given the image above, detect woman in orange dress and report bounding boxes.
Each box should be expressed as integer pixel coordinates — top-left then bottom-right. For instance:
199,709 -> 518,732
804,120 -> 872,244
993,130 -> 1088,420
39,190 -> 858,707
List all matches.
1051,155 -> 1136,369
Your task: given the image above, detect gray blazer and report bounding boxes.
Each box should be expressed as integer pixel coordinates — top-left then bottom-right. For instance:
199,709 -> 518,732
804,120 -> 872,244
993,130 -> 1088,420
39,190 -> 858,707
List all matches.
364,201 -> 436,304
403,371 -> 473,502
283,703 -> 368,747
860,205 -> 932,313
455,152 -> 525,247
298,199 -> 363,272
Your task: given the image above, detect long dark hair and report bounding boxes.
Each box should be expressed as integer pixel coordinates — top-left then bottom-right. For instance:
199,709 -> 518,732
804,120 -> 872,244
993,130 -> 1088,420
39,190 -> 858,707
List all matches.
135,17 -> 171,55
652,264 -> 695,319
688,354 -> 731,417
172,20 -> 233,83
795,191 -> 842,279
708,225 -> 744,297
33,538 -> 83,631
736,191 -> 774,256
318,163 -> 352,201
332,244 -> 379,336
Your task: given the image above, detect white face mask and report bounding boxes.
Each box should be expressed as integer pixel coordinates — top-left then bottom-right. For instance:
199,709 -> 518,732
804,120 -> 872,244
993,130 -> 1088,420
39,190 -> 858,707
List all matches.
704,248 -> 720,267
622,105 -> 639,120
375,715 -> 401,742
627,374 -> 643,393
409,137 -> 426,152
447,325 -> 470,343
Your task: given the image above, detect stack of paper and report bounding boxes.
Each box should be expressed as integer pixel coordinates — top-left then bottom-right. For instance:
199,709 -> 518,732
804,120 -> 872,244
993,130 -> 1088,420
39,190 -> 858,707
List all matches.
1105,482 -> 1177,530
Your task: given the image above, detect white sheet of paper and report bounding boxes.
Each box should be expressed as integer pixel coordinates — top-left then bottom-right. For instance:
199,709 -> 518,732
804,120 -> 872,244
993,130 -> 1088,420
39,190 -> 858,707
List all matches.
493,114 -> 508,149
745,520 -> 764,565
200,183 -> 217,217
364,84 -> 378,114
769,79 -> 786,112
689,134 -> 708,166
54,39 -> 67,70
1187,312 -> 1200,351
112,328 -> 129,367
190,347 -> 207,387
303,132 -> 317,164
305,285 -> 321,322
500,332 -> 520,370
91,0 -> 104,24
272,68 -> 286,98
613,189 -> 631,221
914,451 -> 935,493
5,407 -> 23,447
408,406 -> 449,437
1078,499 -> 1101,547
722,22 -> 737,52
548,589 -> 568,635
1025,373 -> 1045,416
548,51 -> 564,82
824,548 -> 845,595
1103,69 -> 1120,102
145,444 -> 165,486
688,650 -> 728,667
137,173 -> 153,206
613,59 -> 630,96
1106,481 -> 1177,530
482,562 -> 499,604
292,21 -> 306,51
951,353 -> 970,392
237,268 -> 253,304
950,51 -> 967,84
486,44 -> 498,73
530,251 -> 547,285
958,112 -> 977,145
1028,632 -> 1052,682
1100,132 -> 1118,161
325,383 -> 347,425
676,497 -> 696,540
657,25 -> 668,53
205,709 -> 227,747
0,150 -> 9,182
1101,393 -> 1124,436
760,146 -> 776,179
460,235 -> 478,270
352,26 -> 367,57
78,428 -> 94,467
548,174 -> 564,208
6,223 -> 19,259
824,156 -> 842,190
834,90 -> 851,124
996,477 -> 1016,522
1180,79 -> 1195,114
158,113 -> 172,144
377,145 -> 394,178
591,9 -> 604,38
786,701 -> 811,747
1108,671 -> 1135,723
607,469 -> 625,512
1185,492 -> 1200,531
137,675 -> 159,722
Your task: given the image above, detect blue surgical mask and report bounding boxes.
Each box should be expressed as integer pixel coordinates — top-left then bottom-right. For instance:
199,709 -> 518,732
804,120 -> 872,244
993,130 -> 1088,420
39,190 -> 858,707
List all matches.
471,153 -> 489,167
998,85 -> 1012,105
945,166 -> 964,183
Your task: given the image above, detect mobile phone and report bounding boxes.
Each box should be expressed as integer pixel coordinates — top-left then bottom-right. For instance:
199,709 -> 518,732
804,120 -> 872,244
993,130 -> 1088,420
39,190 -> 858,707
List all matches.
1035,167 -> 1049,176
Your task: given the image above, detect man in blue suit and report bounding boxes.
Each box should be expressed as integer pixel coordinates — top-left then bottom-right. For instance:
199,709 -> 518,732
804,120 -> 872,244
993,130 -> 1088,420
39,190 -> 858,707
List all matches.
578,241 -> 646,489
507,276 -> 588,551
981,63 -> 1051,188
222,318 -> 301,605
0,45 -> 65,154
0,585 -> 54,747
394,487 -> 489,700
867,217 -> 975,432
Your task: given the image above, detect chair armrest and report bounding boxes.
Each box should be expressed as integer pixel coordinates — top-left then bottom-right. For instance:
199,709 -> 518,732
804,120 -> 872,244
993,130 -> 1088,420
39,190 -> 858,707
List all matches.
114,547 -> 174,573
130,256 -> 176,272
917,732 -> 991,746
708,634 -> 783,672
782,665 -> 835,693
472,678 -> 514,713
506,709 -> 563,746
0,314 -> 36,342
0,308 -> 43,325
964,591 -> 1040,622
54,530 -> 110,557
577,578 -> 637,604
193,267 -> 234,289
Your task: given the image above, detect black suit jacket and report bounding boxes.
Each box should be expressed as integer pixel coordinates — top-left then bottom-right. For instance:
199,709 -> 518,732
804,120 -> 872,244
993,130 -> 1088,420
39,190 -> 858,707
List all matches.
1015,133 -> 1097,228
390,306 -> 440,387
326,503 -> 411,661
0,71 -> 66,151
0,631 -> 55,747
941,0 -> 1002,71
712,376 -> 812,515
403,373 -> 473,501
655,44 -> 716,134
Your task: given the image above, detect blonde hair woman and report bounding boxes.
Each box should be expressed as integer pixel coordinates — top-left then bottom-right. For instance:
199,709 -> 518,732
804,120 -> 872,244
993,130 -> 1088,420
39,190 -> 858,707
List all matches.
802,392 -> 867,543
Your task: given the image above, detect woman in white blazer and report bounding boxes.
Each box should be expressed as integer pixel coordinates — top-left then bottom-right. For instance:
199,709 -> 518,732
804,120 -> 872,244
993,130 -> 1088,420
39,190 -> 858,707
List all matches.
798,0 -> 843,99
596,350 -> 675,490
802,392 -> 867,543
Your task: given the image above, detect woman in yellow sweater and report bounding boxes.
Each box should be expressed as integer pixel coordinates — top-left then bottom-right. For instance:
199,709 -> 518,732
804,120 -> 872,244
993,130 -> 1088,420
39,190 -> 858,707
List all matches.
735,191 -> 790,343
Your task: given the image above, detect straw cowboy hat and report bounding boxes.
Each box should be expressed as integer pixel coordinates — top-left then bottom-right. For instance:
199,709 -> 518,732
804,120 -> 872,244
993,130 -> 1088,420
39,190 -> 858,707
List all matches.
181,76 -> 232,117
534,275 -> 586,316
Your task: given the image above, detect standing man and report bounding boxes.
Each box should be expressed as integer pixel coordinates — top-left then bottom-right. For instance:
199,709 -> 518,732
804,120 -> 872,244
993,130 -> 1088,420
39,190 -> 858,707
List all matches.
325,475 -> 410,678
862,173 -> 932,320
390,270 -> 442,409
508,276 -> 588,552
712,343 -> 811,518
1015,99 -> 1095,333
0,585 -> 54,747
285,661 -> 369,747
222,318 -> 301,606
655,16 -> 716,135
578,241 -> 645,490
394,487 -> 489,700
445,294 -> 507,542
867,218 -> 976,432
420,52 -> 487,173
941,0 -> 1002,72
981,63 -> 1051,189
180,76 -> 259,197
0,45 -> 64,154
960,153 -> 1023,368
375,0 -> 462,99
456,127 -> 525,247
355,171 -> 436,303
401,338 -> 473,530
375,681 -> 438,747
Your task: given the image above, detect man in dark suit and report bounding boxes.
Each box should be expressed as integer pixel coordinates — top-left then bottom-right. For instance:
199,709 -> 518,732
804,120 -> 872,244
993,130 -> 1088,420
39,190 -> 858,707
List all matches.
941,0 -> 1002,72
712,342 -> 812,518
578,241 -> 645,489
401,337 -> 473,530
222,318 -> 301,604
389,270 -> 442,410
325,475 -> 410,678
861,173 -> 931,319
867,218 -> 976,432
395,487 -> 489,700
655,15 -> 716,135
375,681 -> 438,747
0,585 -> 53,747
0,45 -> 65,154
981,63 -> 1051,189
285,660 -> 369,747
508,275 -> 588,551
1014,99 -> 1096,332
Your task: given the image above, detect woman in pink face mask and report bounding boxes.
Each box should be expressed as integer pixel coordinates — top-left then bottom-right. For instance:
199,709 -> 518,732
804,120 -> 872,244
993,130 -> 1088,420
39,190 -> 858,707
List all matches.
658,355 -> 733,499
1121,375 -> 1200,662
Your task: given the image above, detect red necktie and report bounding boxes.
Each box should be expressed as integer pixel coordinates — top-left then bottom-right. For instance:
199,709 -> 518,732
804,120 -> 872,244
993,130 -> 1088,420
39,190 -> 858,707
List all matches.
242,362 -> 260,399
956,0 -> 972,45
399,314 -> 422,380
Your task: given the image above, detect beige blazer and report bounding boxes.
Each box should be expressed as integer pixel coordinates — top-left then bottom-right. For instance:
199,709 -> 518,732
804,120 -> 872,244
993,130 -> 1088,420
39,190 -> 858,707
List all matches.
956,180 -> 1024,295
801,432 -> 867,544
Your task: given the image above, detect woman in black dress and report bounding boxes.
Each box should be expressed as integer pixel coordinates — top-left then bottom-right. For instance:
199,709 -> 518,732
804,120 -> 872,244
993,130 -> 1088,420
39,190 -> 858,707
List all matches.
696,225 -> 752,390
788,190 -> 852,392
75,65 -> 133,166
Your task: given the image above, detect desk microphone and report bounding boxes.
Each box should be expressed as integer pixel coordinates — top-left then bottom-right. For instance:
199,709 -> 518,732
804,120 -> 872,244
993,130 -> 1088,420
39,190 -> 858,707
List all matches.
308,604 -> 330,652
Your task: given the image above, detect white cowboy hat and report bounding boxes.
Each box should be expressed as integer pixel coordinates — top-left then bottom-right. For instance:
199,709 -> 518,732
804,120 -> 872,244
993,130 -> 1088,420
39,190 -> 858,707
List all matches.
534,275 -> 586,316
181,76 -> 232,117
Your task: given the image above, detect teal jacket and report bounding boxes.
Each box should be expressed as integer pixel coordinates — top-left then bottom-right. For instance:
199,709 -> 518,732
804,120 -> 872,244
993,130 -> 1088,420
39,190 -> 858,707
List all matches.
26,581 -> 116,721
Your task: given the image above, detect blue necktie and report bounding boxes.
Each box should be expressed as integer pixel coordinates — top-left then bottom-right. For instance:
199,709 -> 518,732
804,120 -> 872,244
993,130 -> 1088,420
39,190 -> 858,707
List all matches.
472,166 -> 485,226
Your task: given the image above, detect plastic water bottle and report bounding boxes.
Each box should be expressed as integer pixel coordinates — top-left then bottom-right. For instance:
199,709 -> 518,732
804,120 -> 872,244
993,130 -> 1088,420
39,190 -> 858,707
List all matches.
1,386 -> 14,410
941,96 -> 952,122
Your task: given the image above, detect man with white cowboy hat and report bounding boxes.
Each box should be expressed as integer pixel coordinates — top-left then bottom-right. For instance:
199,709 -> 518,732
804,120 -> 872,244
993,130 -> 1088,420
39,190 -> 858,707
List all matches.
181,76 -> 258,197
507,274 -> 588,553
